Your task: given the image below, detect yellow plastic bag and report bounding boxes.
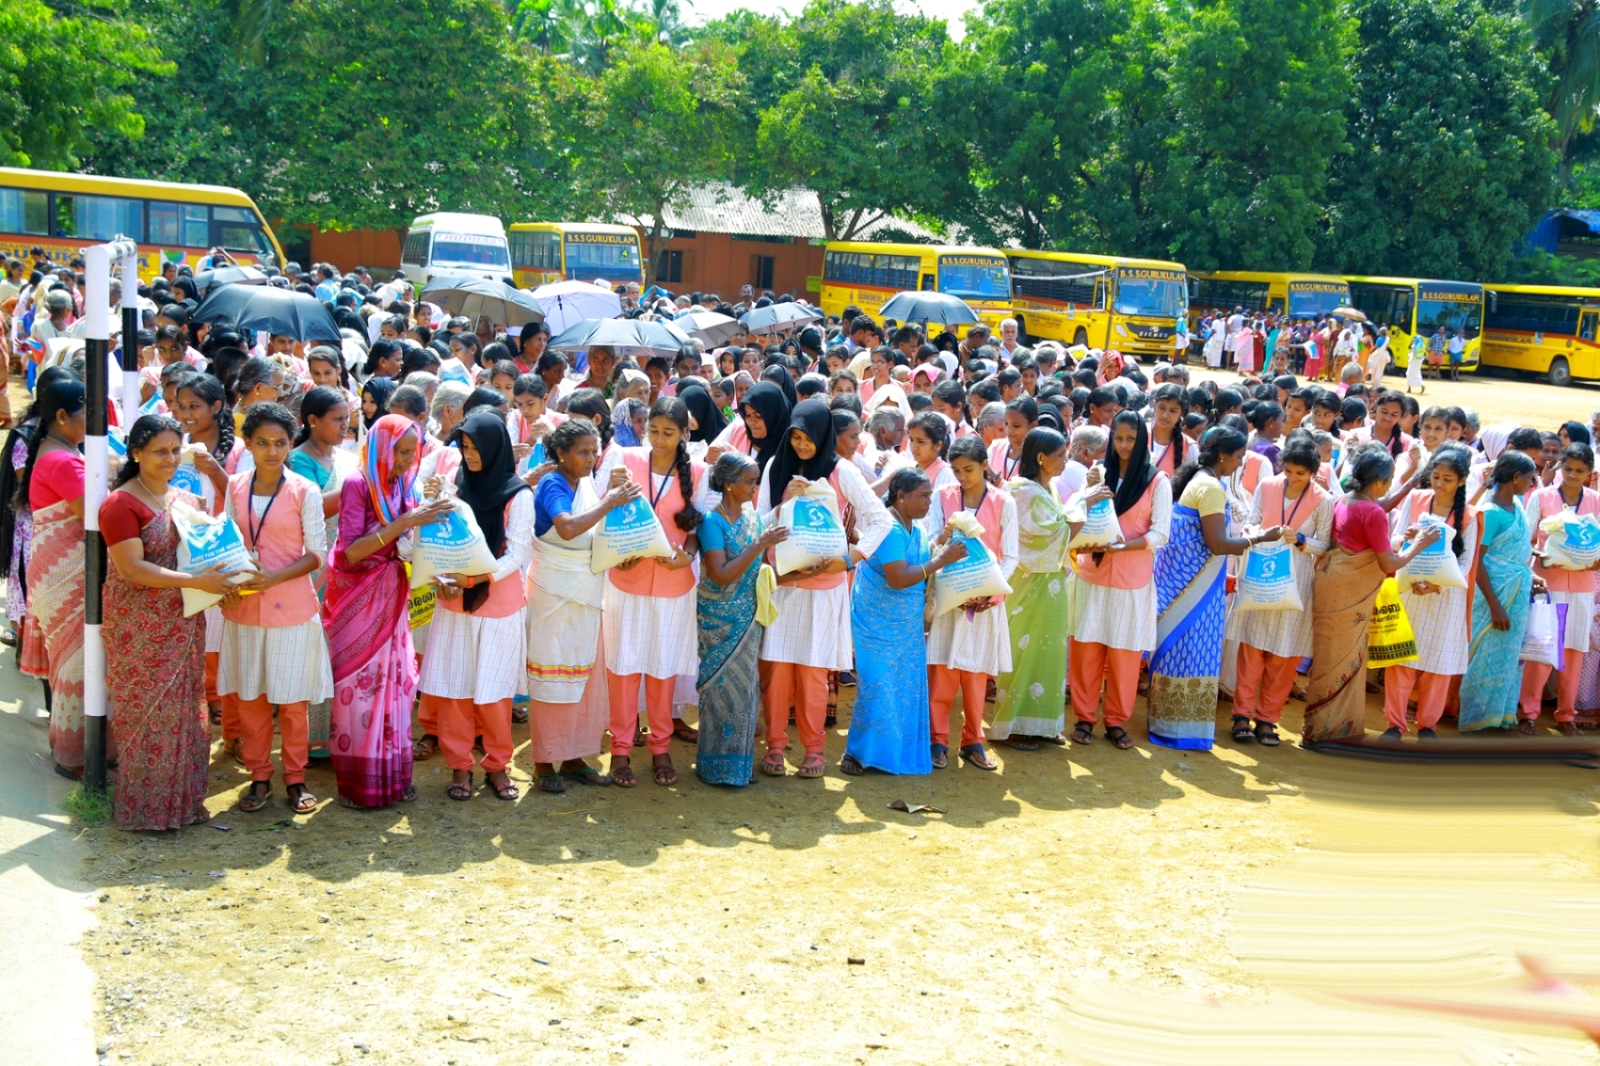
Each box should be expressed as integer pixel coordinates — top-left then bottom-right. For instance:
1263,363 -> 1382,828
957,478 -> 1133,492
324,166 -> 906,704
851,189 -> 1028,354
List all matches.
1367,577 -> 1418,668
754,564 -> 779,627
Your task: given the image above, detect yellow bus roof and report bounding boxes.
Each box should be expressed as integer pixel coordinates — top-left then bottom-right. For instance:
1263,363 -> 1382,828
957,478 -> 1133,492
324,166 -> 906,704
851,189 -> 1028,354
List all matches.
1346,274 -> 1482,291
825,241 -> 1008,259
1009,250 -> 1185,272
1483,282 -> 1600,299
0,166 -> 262,208
1194,270 -> 1348,284
508,222 -> 639,237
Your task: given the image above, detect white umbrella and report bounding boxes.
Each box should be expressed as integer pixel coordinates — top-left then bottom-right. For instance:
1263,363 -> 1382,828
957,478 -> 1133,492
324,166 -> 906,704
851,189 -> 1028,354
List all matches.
547,318 -> 690,359
533,280 -> 623,336
671,310 -> 740,347
740,302 -> 822,334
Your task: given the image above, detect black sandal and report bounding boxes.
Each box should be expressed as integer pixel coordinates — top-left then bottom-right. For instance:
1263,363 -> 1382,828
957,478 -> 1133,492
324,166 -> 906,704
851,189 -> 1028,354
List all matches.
930,744 -> 948,770
1231,716 -> 1255,742
1105,726 -> 1135,750
840,754 -> 865,776
286,783 -> 317,813
485,772 -> 519,801
1070,721 -> 1095,745
1254,722 -> 1281,747
239,781 -> 271,812
446,773 -> 474,801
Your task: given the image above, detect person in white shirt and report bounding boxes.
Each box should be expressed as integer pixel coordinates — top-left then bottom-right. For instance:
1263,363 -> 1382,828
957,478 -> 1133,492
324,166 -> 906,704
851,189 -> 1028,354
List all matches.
998,318 -> 1023,360
1054,424 -> 1107,502
31,289 -> 74,343
0,258 -> 23,306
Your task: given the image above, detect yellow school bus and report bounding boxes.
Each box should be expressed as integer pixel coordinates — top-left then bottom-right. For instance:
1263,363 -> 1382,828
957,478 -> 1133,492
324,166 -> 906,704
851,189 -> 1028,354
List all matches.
508,222 -> 643,289
1481,283 -> 1600,386
1008,251 -> 1188,359
1189,271 -> 1349,322
0,167 -> 283,281
1345,276 -> 1483,370
820,241 -> 1012,334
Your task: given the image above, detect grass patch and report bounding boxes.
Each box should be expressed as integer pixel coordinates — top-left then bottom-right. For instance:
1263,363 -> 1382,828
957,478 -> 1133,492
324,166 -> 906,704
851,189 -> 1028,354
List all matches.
62,782 -> 113,827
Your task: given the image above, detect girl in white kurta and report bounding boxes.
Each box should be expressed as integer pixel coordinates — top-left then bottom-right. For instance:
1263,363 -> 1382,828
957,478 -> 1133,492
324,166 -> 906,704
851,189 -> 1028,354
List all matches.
603,397 -> 713,788
418,410 -> 534,802
1520,443 -> 1599,733
1225,435 -> 1333,744
1381,443 -> 1479,738
756,399 -> 893,779
218,404 -> 334,815
925,436 -> 1018,770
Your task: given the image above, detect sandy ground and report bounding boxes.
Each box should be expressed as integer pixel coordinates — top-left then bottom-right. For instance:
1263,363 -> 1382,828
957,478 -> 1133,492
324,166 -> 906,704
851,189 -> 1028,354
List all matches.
11,370 -> 1600,1065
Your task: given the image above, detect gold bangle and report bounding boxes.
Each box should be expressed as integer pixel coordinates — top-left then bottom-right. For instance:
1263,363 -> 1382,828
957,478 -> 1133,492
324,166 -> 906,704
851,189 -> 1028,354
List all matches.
377,528 -> 387,546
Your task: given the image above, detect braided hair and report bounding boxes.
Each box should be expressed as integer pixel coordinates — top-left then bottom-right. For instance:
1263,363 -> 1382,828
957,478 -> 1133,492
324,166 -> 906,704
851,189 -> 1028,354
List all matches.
567,388 -> 612,450
1424,443 -> 1473,559
909,410 -> 951,461
176,372 -> 234,462
114,414 -> 185,488
1375,390 -> 1406,458
648,397 -> 701,532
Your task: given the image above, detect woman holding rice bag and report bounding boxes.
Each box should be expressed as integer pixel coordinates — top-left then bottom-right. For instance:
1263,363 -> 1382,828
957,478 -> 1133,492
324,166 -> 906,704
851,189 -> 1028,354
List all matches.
925,436 -> 1016,770
1225,434 -> 1332,746
101,414 -> 237,829
603,397 -> 711,788
1459,451 -> 1541,732
1069,411 -> 1171,750
1382,443 -> 1477,740
419,410 -> 533,801
1519,443 -> 1599,734
526,419 -> 640,794
756,399 -> 892,779
989,427 -> 1072,750
218,403 -> 334,814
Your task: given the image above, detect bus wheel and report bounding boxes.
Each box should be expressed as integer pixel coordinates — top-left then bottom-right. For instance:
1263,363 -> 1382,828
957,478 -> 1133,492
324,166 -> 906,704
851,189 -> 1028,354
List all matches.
1549,356 -> 1573,388
1014,316 -> 1029,345
1073,327 -> 1088,348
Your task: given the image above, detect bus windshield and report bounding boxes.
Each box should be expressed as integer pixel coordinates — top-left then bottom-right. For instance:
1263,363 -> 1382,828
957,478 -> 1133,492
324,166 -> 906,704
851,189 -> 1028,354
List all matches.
1287,283 -> 1347,318
1416,290 -> 1483,339
938,256 -> 1010,300
433,234 -> 510,269
564,234 -> 642,283
1114,271 -> 1186,317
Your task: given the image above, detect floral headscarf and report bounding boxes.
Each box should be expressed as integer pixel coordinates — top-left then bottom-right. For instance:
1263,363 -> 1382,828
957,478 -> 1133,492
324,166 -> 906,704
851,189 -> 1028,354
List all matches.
363,413 -> 420,524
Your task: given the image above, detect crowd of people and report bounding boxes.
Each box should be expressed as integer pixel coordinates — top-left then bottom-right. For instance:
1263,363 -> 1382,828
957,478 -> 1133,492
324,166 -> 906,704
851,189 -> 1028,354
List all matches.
0,252 -> 1592,835
1192,306 -> 1471,389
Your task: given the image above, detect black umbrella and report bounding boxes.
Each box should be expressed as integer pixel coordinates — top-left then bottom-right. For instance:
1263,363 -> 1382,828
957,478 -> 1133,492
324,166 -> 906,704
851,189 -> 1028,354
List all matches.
191,284 -> 341,342
419,274 -> 545,327
877,291 -> 979,326
194,264 -> 268,295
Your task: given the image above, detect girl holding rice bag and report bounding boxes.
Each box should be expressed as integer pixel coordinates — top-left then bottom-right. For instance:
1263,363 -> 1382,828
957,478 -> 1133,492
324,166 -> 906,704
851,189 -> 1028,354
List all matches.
925,436 -> 1017,771
1521,442 -> 1600,734
1383,444 -> 1478,740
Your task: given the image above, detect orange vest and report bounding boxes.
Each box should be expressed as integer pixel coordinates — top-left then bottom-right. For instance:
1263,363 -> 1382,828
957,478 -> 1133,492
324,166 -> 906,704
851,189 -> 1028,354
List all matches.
221,470 -> 319,628
1075,474 -> 1165,590
607,448 -> 706,598
439,497 -> 528,619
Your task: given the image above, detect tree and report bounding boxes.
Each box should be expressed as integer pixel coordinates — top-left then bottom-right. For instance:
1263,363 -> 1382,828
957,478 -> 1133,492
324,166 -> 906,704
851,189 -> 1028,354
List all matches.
1524,0 -> 1600,171
1323,0 -> 1557,279
1163,0 -> 1355,270
726,0 -> 964,241
581,40 -> 743,283
0,0 -> 168,170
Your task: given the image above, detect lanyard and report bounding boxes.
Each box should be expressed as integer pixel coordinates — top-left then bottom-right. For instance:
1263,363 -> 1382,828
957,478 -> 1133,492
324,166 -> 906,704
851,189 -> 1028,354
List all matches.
1283,482 -> 1309,530
964,487 -> 988,517
247,473 -> 285,551
1004,448 -> 1020,479
649,468 -> 672,510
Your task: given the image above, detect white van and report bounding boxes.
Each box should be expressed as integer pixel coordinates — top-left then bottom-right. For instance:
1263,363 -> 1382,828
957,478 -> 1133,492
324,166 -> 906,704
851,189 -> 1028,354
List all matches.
399,212 -> 513,286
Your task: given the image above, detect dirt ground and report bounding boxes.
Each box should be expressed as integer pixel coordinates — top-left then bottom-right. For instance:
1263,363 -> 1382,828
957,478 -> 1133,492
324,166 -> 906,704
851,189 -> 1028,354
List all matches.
13,369 -> 1600,1065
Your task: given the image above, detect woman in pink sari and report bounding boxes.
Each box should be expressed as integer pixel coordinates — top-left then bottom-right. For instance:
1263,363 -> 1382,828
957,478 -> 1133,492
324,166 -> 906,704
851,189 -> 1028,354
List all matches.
323,414 -> 451,808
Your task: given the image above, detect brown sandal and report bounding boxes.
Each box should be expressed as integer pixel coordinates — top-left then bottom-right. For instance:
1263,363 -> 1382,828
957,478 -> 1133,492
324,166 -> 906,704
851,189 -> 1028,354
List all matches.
610,757 -> 637,788
652,755 -> 678,786
412,734 -> 440,761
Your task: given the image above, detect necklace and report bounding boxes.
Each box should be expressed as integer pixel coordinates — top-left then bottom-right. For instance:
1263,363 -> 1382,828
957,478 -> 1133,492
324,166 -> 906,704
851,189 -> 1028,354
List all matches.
128,476 -> 170,513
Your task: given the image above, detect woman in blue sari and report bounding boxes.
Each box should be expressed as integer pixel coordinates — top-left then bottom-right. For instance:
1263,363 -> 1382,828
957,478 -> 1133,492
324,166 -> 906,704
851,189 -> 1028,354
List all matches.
1459,451 -> 1541,731
1149,427 -> 1287,750
842,467 -> 967,776
695,453 -> 788,785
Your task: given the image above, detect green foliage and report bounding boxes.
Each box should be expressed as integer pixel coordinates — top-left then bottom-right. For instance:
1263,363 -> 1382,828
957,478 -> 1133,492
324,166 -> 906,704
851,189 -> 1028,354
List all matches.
1502,247 -> 1600,284
63,781 -> 113,827
0,0 -> 169,170
1524,0 -> 1600,162
1322,0 -> 1557,280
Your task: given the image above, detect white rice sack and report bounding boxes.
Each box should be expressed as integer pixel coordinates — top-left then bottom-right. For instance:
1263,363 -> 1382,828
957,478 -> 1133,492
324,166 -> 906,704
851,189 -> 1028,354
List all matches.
773,480 -> 848,576
169,445 -> 209,501
411,497 -> 500,589
932,513 -> 1012,615
1066,491 -> 1120,549
1541,512 -> 1600,571
171,498 -> 256,617
1398,513 -> 1467,590
590,496 -> 674,574
1233,537 -> 1303,613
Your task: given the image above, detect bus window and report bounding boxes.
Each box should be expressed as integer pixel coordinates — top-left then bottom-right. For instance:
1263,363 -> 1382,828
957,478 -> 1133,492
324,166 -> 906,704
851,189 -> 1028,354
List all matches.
1416,290 -> 1481,339
938,255 -> 1009,300
432,233 -> 510,269
0,188 -> 49,235
211,206 -> 276,263
149,202 -> 210,248
1583,312 -> 1597,343
1287,283 -> 1347,318
920,272 -> 935,291
54,193 -> 143,242
511,230 -> 559,272
563,234 -> 641,282
1113,271 -> 1185,317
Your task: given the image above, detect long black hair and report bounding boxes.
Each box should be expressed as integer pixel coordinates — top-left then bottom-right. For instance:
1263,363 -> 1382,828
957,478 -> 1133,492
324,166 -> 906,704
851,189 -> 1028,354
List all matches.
647,397 -> 701,533
1424,443 -> 1472,559
176,372 -> 235,462
15,378 -> 86,515
567,388 -> 613,450
908,410 -> 951,462
1374,389 -> 1405,458
1017,426 -> 1066,482
114,414 -> 185,489
1104,410 -> 1156,516
1172,425 -> 1247,500
0,368 -> 75,580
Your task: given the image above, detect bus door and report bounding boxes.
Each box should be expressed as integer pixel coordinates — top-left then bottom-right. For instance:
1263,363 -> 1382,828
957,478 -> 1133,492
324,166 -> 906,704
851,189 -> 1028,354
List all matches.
921,271 -> 936,291
1582,310 -> 1597,344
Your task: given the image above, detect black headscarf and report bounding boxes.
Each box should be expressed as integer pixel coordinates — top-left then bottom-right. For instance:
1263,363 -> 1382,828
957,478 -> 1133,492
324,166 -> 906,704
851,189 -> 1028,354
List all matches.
766,399 -> 839,506
1105,410 -> 1157,516
453,409 -> 530,613
361,376 -> 396,429
677,382 -> 727,444
740,381 -> 790,474
759,363 -> 798,409
1564,420 -> 1593,447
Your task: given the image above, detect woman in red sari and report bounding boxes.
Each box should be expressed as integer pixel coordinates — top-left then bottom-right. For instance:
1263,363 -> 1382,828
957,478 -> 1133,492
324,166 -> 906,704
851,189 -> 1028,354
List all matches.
101,414 -> 236,830
324,414 -> 451,808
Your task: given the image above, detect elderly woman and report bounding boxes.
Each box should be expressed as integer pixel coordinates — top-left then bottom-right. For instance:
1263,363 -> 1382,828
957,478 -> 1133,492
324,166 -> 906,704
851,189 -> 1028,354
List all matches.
418,380 -> 471,486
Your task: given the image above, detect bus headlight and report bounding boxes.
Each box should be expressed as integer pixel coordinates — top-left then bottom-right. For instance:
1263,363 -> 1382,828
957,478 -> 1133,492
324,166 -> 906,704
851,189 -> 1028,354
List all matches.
1115,324 -> 1128,338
